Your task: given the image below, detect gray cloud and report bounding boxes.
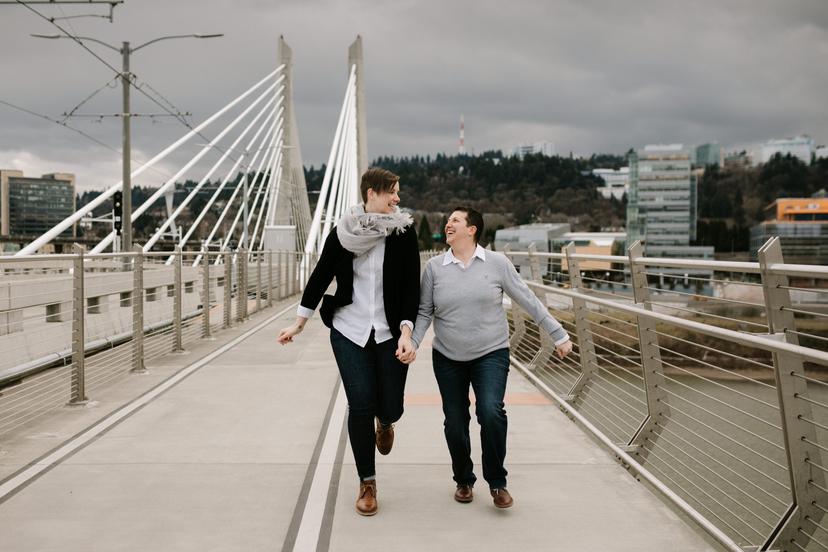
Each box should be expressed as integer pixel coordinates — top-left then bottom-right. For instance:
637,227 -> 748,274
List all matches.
1,0 -> 826,191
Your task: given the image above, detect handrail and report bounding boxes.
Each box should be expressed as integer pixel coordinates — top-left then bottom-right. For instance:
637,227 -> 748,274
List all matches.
503,237 -> 828,551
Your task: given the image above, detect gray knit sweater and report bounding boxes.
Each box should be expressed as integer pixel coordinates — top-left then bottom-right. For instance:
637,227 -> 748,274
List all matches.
411,248 -> 569,361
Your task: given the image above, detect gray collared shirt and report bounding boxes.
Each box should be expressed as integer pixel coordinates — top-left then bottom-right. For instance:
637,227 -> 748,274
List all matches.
412,247 -> 569,361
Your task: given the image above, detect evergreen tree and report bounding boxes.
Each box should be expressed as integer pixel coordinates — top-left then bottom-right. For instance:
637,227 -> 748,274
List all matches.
418,215 -> 433,250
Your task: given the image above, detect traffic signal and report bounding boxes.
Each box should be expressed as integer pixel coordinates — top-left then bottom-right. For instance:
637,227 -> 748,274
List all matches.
113,191 -> 123,234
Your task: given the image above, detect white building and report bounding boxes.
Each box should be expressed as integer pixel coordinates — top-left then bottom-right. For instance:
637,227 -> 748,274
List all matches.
817,146 -> 828,160
626,144 -> 714,269
511,141 -> 556,158
760,135 -> 815,164
593,167 -> 629,201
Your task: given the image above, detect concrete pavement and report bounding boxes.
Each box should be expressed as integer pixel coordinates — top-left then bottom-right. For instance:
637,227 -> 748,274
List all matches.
0,299 -> 720,551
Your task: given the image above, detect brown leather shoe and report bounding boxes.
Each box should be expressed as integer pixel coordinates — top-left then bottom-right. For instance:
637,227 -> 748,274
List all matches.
375,419 -> 394,455
491,488 -> 513,509
454,484 -> 474,503
356,480 -> 378,516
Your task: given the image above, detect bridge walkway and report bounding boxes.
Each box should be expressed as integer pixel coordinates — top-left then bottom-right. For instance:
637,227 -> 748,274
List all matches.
0,298 -> 719,551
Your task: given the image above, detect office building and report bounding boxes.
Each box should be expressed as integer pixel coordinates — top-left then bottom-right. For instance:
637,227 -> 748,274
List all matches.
723,151 -> 752,169
626,145 -> 714,267
494,223 -> 625,275
511,141 -> 556,159
760,135 -> 815,165
750,197 -> 828,264
0,170 -> 76,238
694,143 -> 722,168
593,168 -> 629,200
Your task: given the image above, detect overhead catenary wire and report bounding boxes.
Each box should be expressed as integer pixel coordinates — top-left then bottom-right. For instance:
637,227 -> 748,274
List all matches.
93,77 -> 284,254
16,67 -> 283,256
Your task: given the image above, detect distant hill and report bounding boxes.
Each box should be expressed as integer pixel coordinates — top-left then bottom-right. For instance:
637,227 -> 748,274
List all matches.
306,152 -> 628,231
695,154 -> 828,252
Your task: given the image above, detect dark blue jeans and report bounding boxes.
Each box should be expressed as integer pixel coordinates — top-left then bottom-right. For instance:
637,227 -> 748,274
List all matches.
329,327 -> 409,480
432,347 -> 510,490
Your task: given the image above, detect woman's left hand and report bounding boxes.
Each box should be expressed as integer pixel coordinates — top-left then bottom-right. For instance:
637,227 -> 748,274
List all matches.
396,336 -> 417,364
556,340 -> 573,359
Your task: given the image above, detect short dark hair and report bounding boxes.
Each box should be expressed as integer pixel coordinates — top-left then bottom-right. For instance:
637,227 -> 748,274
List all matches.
453,206 -> 484,244
361,167 -> 400,203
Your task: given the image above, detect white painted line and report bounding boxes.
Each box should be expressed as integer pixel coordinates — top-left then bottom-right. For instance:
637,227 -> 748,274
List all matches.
0,302 -> 298,502
291,383 -> 347,552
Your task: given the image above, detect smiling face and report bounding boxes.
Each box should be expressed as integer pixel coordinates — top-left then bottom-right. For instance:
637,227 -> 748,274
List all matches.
445,210 -> 476,246
365,181 -> 401,214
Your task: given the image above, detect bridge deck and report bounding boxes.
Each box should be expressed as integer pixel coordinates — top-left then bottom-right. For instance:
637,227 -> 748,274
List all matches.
0,299 -> 718,551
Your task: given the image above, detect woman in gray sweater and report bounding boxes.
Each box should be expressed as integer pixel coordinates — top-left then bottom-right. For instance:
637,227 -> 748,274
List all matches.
411,207 -> 572,509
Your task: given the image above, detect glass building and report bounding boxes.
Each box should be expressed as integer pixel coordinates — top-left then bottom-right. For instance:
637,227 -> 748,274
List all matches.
626,145 -> 713,270
0,171 -> 76,238
694,143 -> 722,168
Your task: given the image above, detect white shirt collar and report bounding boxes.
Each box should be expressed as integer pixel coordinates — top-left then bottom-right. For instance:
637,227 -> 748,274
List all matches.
442,244 -> 487,266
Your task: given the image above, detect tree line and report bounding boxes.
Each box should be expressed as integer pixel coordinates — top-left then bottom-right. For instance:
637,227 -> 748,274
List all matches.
306,152 -> 628,248
694,154 -> 828,252
75,151 -> 827,254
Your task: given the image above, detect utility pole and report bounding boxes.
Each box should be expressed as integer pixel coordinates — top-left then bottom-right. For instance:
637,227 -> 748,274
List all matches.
241,173 -> 249,250
32,32 -> 223,253
121,41 -> 132,254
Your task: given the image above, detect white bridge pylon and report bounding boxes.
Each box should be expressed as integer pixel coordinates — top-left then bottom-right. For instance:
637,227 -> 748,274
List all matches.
305,36 -> 367,258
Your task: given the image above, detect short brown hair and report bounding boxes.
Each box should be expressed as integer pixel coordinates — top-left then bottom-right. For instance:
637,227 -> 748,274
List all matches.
361,167 -> 400,203
453,206 -> 484,244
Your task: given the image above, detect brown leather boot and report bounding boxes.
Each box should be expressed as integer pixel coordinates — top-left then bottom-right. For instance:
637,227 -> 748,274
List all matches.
454,484 -> 474,503
491,488 -> 513,509
356,480 -> 378,516
375,419 -> 394,455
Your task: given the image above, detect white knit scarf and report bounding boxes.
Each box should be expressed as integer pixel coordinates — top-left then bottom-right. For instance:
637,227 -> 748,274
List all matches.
337,204 -> 413,256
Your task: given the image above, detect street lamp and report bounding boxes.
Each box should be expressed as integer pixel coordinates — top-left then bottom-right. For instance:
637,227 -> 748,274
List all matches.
32,32 -> 223,253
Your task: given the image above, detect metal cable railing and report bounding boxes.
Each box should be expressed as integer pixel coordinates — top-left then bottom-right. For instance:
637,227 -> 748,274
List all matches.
505,237 -> 828,552
0,248 -> 311,441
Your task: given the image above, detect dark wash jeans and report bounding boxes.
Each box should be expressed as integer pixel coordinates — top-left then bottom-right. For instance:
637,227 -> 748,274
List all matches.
432,347 -> 510,490
329,327 -> 409,480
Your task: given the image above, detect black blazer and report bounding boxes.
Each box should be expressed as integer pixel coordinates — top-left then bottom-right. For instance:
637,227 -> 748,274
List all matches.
300,224 -> 420,339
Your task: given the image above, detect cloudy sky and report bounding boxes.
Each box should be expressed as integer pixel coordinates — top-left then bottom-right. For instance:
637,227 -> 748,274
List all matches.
1,0 -> 826,191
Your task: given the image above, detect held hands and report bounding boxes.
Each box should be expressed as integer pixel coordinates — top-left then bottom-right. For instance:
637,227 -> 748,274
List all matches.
277,317 -> 307,345
396,324 -> 417,364
555,339 -> 573,359
395,336 -> 417,364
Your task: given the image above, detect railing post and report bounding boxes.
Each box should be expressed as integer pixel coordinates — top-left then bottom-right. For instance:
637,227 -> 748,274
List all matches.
502,246 -> 526,350
256,250 -> 262,313
625,241 -> 669,460
564,243 -> 600,402
236,248 -> 247,322
223,251 -> 232,329
278,250 -> 285,299
131,245 -> 146,373
267,251 -> 274,308
173,246 -> 183,352
526,242 -> 541,282
759,237 -> 826,551
202,247 -> 211,338
289,251 -> 297,296
69,243 -> 87,404
524,243 -> 553,372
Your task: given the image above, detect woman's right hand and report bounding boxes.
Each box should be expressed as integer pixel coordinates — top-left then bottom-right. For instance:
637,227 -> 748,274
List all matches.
277,317 -> 307,345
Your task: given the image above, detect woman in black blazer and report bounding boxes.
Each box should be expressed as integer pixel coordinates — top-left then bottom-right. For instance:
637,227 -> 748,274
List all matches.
278,168 -> 420,516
